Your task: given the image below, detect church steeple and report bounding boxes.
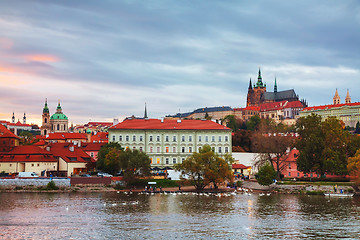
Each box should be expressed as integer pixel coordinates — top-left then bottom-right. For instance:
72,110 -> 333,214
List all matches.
274,77 -> 277,93
56,100 -> 63,113
144,102 -> 148,119
333,89 -> 340,105
12,112 -> 15,123
23,113 -> 26,124
345,89 -> 351,104
43,98 -> 49,114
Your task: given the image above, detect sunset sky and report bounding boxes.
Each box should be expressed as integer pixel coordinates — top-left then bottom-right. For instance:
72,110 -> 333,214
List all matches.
0,0 -> 359,125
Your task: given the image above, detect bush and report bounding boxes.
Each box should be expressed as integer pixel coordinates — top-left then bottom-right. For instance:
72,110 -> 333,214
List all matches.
45,181 -> 59,190
257,164 -> 276,186
236,181 -> 243,187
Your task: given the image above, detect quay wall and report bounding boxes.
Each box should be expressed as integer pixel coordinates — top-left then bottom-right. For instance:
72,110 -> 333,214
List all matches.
0,178 -> 70,187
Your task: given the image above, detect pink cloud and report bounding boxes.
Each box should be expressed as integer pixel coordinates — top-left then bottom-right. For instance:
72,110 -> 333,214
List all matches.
24,54 -> 60,62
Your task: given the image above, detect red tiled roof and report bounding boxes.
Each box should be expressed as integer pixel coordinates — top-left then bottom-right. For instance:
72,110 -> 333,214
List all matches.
233,106 -> 260,111
33,140 -> 46,146
260,100 -> 304,112
45,132 -> 87,140
0,124 -> 20,139
7,121 -> 32,127
0,145 -> 57,162
48,143 -> 95,163
87,122 -> 113,127
303,102 -> 360,111
110,119 -> 231,130
81,142 -> 105,151
90,132 -> 108,142
232,164 -> 251,169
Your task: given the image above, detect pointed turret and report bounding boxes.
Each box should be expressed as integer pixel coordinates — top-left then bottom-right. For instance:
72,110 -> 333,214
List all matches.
144,102 -> 148,119
23,113 -> 26,124
248,78 -> 253,90
333,89 -> 340,105
274,77 -> 277,93
345,89 -> 351,104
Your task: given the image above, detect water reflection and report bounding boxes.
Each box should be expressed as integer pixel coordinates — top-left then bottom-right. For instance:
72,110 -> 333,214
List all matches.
0,192 -> 359,239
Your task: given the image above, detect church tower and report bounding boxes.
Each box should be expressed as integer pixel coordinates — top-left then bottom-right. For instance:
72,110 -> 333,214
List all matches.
41,99 -> 51,135
23,113 -> 26,124
333,89 -> 341,105
246,69 -> 266,106
12,112 -> 15,124
345,89 -> 351,104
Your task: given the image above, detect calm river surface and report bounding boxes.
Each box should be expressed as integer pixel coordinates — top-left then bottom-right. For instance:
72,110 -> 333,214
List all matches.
0,192 -> 359,239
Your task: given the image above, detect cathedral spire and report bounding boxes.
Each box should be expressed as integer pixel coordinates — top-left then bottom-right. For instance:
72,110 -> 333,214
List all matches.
12,112 -> 15,123
248,78 -> 253,90
274,77 -> 277,93
23,113 -> 26,124
144,102 -> 148,119
345,89 -> 351,104
255,68 -> 265,87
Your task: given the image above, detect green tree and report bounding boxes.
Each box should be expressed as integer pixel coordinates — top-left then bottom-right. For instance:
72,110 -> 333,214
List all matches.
256,163 -> 276,186
355,121 -> 360,134
174,145 -> 234,191
19,131 -> 36,145
223,115 -> 244,132
296,114 -> 351,176
96,142 -> 124,174
246,115 -> 261,131
348,149 -> 360,185
295,114 -> 325,176
119,148 -> 151,186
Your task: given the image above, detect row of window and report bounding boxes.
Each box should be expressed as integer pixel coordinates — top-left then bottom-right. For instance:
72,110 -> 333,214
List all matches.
124,146 -> 229,154
288,172 -> 321,177
150,157 -> 186,165
113,135 -> 229,143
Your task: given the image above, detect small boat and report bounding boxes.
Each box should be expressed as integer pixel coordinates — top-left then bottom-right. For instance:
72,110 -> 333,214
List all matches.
325,193 -> 354,197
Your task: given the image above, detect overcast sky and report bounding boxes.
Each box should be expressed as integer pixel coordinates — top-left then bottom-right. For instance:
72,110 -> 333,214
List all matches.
0,0 -> 359,125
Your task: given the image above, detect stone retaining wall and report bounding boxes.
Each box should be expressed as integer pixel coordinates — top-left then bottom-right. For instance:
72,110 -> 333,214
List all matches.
0,178 -> 70,187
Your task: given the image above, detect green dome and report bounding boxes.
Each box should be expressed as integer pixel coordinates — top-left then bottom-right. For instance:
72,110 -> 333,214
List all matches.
50,113 -> 68,120
86,129 -> 92,134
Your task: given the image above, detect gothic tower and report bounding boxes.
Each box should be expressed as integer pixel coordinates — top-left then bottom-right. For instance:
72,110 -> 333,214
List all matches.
345,89 -> 351,104
41,99 -> 51,135
23,113 -> 26,124
12,112 -> 15,124
333,89 -> 340,105
246,69 -> 266,106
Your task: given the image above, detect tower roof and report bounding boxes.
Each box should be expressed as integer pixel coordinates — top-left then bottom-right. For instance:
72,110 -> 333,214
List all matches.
255,68 -> 265,87
43,98 -> 49,114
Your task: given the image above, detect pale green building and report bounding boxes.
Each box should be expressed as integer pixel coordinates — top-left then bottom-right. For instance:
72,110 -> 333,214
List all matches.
108,119 -> 232,166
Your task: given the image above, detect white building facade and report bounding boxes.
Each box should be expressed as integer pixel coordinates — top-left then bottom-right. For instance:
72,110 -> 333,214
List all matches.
108,119 -> 232,166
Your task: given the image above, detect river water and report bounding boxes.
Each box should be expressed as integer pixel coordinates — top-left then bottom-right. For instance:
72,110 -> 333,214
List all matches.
0,192 -> 359,239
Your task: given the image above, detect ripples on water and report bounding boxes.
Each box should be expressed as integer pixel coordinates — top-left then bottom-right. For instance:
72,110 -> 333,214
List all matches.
0,192 -> 359,239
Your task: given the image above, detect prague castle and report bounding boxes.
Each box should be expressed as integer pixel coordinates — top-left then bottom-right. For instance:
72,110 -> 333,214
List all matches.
246,69 -> 303,107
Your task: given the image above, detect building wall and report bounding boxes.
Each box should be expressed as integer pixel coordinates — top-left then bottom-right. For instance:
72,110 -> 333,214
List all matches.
58,158 -> 88,176
0,161 -> 57,175
108,129 -> 232,166
300,104 -> 360,127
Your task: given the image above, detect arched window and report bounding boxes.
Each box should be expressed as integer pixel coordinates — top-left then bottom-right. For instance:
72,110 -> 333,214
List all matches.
57,124 -> 60,131
44,118 -> 47,123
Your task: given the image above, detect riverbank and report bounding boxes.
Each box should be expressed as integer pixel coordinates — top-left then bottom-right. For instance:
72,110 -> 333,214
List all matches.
0,180 -> 358,195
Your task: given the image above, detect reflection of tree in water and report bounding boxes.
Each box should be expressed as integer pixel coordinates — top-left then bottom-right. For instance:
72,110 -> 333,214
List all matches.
176,195 -> 235,215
